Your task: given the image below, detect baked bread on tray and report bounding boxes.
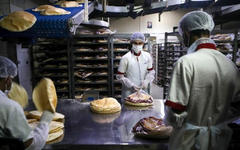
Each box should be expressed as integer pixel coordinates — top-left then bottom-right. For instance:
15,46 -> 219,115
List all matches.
132,116 -> 173,139
125,91 -> 153,107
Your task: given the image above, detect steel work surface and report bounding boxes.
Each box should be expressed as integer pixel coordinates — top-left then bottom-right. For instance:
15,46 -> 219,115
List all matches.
41,99 -> 168,149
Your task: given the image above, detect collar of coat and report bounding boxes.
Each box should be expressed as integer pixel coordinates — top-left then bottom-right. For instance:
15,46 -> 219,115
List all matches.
196,43 -> 217,51
131,50 -> 141,56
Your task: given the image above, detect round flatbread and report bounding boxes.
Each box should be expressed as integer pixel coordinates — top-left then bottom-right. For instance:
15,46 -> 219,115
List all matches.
28,110 -> 64,122
125,100 -> 153,107
132,116 -> 173,139
90,97 -> 121,114
8,82 -> 28,108
32,5 -> 56,11
125,92 -> 153,107
28,120 -> 64,133
32,78 -> 57,113
41,7 -> 71,15
91,112 -> 121,124
59,1 -> 80,7
47,129 -> 64,144
0,11 -> 36,32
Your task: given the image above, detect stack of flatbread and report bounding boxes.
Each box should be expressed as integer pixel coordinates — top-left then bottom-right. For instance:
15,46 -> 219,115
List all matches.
132,116 -> 173,139
32,4 -> 70,15
0,11 -> 36,32
90,98 -> 121,114
26,110 -> 65,144
125,91 -> 153,107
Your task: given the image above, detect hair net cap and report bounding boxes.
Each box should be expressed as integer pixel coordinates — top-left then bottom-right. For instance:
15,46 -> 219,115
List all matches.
178,11 -> 215,36
0,56 -> 17,78
130,32 -> 145,43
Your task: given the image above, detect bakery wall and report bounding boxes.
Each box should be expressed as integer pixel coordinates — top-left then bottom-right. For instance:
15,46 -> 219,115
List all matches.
109,9 -> 194,42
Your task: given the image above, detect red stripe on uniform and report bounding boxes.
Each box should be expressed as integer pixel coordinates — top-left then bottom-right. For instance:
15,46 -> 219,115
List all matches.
147,68 -> 153,71
196,43 -> 216,51
165,100 -> 187,111
117,71 -> 125,74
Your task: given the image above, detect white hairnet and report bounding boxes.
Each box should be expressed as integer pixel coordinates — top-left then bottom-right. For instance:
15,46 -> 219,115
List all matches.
178,11 -> 215,36
0,56 -> 17,78
130,32 -> 145,43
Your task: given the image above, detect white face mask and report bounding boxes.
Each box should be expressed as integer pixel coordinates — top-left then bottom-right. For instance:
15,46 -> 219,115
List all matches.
132,44 -> 143,54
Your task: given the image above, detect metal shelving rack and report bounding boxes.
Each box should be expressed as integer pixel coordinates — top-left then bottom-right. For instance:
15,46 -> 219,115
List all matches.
31,38 -> 71,99
31,33 -> 150,101
111,34 -> 131,100
152,43 -> 164,86
162,32 -> 186,99
71,34 -> 112,99
211,30 -> 239,64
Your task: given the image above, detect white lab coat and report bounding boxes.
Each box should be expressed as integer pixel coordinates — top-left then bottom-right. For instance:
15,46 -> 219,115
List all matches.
165,42 -> 240,150
117,51 -> 154,100
0,90 -> 52,150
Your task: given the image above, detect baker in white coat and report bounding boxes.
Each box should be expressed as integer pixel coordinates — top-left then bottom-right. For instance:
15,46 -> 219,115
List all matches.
116,32 -> 155,101
0,56 -> 54,150
164,11 -> 240,150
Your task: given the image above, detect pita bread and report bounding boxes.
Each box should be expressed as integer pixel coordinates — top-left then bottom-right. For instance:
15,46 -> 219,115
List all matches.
8,82 -> 28,108
125,92 -> 153,107
125,100 -> 153,107
0,11 -> 36,32
76,0 -> 85,3
28,120 -> 64,133
32,78 -> 57,113
28,121 -> 64,144
90,98 -> 121,114
27,119 -> 38,124
59,1 -> 80,7
91,112 -> 121,124
132,116 -> 173,139
32,5 -> 56,11
41,7 -> 71,15
47,129 -> 64,144
28,110 -> 65,122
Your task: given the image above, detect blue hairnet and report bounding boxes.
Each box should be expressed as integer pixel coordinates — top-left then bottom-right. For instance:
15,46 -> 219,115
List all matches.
178,11 -> 215,36
130,32 -> 145,43
0,56 -> 17,78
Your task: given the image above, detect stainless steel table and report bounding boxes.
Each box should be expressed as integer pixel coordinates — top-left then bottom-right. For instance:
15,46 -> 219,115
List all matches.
39,99 -> 168,150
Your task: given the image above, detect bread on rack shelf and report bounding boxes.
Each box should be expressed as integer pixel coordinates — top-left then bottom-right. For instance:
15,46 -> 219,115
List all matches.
211,34 -> 234,42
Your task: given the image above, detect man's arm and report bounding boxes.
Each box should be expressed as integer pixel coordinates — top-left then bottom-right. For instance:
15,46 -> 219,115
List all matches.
164,60 -> 192,128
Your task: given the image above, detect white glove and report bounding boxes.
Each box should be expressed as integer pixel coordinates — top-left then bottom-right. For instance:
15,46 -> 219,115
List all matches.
141,80 -> 149,89
26,111 -> 54,150
116,74 -> 136,89
141,70 -> 155,89
40,111 -> 54,124
145,70 -> 155,83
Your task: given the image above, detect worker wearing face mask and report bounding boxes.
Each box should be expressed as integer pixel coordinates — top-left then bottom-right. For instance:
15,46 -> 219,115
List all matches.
0,56 -> 54,150
164,11 -> 240,150
116,32 -> 155,102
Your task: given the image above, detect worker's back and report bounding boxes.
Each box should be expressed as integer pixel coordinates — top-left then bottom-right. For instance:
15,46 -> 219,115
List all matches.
181,48 -> 240,126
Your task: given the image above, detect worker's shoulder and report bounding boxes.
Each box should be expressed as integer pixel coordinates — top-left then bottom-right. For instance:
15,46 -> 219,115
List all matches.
142,51 -> 151,56
177,53 -> 195,64
0,95 -> 22,112
121,51 -> 132,59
